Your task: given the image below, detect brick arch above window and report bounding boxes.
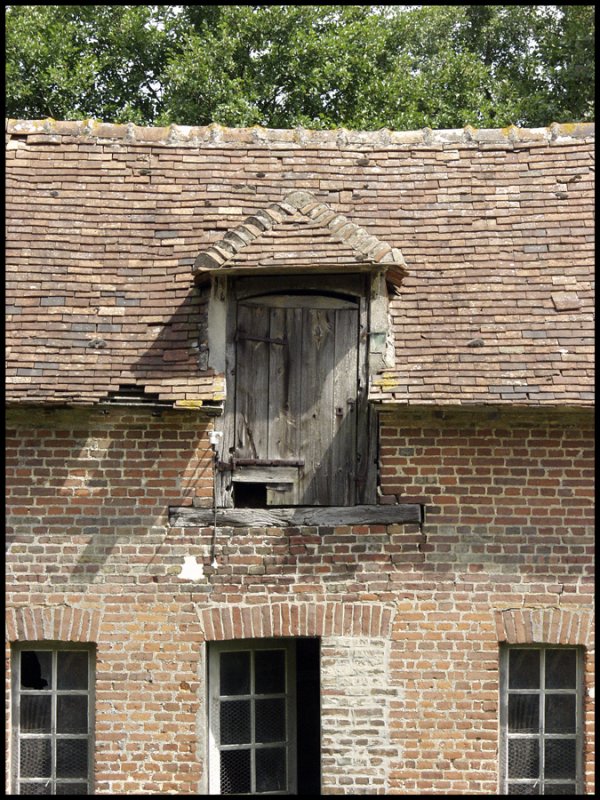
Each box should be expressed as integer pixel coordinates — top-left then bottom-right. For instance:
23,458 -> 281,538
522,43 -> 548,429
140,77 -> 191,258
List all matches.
5,606 -> 102,644
493,607 -> 594,647
199,601 -> 395,642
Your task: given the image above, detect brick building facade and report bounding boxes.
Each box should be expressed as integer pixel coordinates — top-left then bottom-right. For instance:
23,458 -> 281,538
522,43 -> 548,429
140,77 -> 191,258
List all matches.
5,119 -> 594,794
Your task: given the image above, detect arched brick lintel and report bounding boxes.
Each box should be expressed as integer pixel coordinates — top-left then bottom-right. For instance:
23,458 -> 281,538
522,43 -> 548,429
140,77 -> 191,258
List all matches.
5,606 -> 102,644
494,607 -> 594,647
199,602 -> 395,642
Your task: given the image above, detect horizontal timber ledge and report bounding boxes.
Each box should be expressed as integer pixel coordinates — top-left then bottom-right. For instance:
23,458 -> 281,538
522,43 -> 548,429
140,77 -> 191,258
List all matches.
169,504 -> 423,528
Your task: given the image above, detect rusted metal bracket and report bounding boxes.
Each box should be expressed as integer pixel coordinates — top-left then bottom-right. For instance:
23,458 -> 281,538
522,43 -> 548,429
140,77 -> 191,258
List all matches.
235,333 -> 287,345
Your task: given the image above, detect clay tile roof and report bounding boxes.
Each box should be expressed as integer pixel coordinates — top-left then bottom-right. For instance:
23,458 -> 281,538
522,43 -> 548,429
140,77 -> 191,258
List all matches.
5,119 -> 595,408
192,190 -> 407,284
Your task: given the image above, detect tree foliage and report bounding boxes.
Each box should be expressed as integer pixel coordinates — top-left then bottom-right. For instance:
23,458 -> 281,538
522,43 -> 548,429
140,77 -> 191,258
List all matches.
5,4 -> 595,129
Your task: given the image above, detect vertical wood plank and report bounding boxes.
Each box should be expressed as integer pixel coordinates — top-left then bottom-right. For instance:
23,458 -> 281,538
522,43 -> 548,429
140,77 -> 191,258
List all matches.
355,281 -> 375,503
268,307 -> 302,505
235,304 -> 270,460
216,279 -> 236,507
298,307 -> 335,504
362,405 -> 378,504
267,305 -> 285,462
331,307 -> 359,505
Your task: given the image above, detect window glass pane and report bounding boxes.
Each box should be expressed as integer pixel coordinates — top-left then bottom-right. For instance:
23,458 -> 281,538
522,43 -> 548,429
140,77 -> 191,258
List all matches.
221,748 -> 251,794
256,698 -> 286,743
509,739 -> 540,779
545,695 -> 576,734
508,694 -> 539,733
57,652 -> 88,690
220,699 -> 251,744
19,782 -> 52,795
15,647 -> 93,795
509,650 -> 540,689
57,695 -> 88,734
545,650 -> 576,690
255,650 -> 286,694
544,740 -> 576,780
503,648 -> 581,796
256,746 -> 287,793
56,739 -> 88,778
20,695 -> 52,733
55,783 -> 89,795
20,739 -> 51,778
220,651 -> 250,696
21,651 -> 52,690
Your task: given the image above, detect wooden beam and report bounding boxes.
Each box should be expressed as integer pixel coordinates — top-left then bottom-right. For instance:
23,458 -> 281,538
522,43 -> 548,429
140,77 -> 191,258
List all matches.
169,504 -> 422,528
232,465 -> 299,483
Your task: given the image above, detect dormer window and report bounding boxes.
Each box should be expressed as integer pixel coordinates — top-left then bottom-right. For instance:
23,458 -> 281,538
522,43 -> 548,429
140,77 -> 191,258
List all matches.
193,191 -> 407,509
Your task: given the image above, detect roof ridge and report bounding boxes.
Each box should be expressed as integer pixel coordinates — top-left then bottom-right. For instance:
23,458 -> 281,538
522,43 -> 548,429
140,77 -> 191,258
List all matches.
6,118 -> 595,148
192,190 -> 407,282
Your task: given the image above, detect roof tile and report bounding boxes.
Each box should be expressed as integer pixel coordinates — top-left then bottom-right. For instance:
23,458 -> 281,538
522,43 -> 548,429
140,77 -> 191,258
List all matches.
5,120 -> 595,408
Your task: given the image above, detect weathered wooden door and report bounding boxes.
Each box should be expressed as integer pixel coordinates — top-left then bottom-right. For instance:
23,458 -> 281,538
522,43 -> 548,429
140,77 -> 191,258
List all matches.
232,291 -> 362,506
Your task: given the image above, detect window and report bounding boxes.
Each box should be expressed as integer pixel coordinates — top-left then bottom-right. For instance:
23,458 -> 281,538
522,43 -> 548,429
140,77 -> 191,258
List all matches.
500,646 -> 584,795
216,274 -> 377,508
11,644 -> 95,795
208,638 -> 320,795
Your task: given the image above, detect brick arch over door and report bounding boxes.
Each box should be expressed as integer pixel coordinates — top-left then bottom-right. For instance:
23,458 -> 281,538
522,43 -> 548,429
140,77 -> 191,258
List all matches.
5,606 -> 102,643
199,601 -> 395,641
494,607 -> 594,646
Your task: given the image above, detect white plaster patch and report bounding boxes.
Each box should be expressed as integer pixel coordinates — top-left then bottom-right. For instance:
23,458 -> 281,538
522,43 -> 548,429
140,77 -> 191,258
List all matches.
178,555 -> 204,581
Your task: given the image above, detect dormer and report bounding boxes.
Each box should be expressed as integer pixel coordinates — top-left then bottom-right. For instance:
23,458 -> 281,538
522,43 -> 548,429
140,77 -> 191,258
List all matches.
193,191 -> 407,509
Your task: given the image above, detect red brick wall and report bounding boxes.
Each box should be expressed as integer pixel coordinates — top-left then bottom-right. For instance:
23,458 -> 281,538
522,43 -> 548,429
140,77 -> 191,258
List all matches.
5,405 -> 595,794
379,407 -> 595,794
5,407 -> 212,794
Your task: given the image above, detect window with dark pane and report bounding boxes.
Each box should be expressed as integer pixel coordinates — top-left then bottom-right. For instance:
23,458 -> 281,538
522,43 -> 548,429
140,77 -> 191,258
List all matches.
500,646 -> 583,796
209,638 -> 321,795
11,645 -> 94,796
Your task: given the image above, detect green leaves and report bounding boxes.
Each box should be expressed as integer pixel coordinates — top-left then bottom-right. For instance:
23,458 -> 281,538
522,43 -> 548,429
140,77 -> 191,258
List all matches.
6,5 -> 595,128
6,5 -> 180,123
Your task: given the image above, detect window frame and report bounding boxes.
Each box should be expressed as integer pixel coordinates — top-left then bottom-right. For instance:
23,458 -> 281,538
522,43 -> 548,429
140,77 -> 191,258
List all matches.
11,642 -> 95,796
208,638 -> 298,795
499,644 -> 584,795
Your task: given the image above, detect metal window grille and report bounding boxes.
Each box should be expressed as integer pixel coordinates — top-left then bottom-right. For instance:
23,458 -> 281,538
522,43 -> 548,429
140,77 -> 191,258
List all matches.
12,644 -> 95,795
500,646 -> 584,795
209,639 -> 297,795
